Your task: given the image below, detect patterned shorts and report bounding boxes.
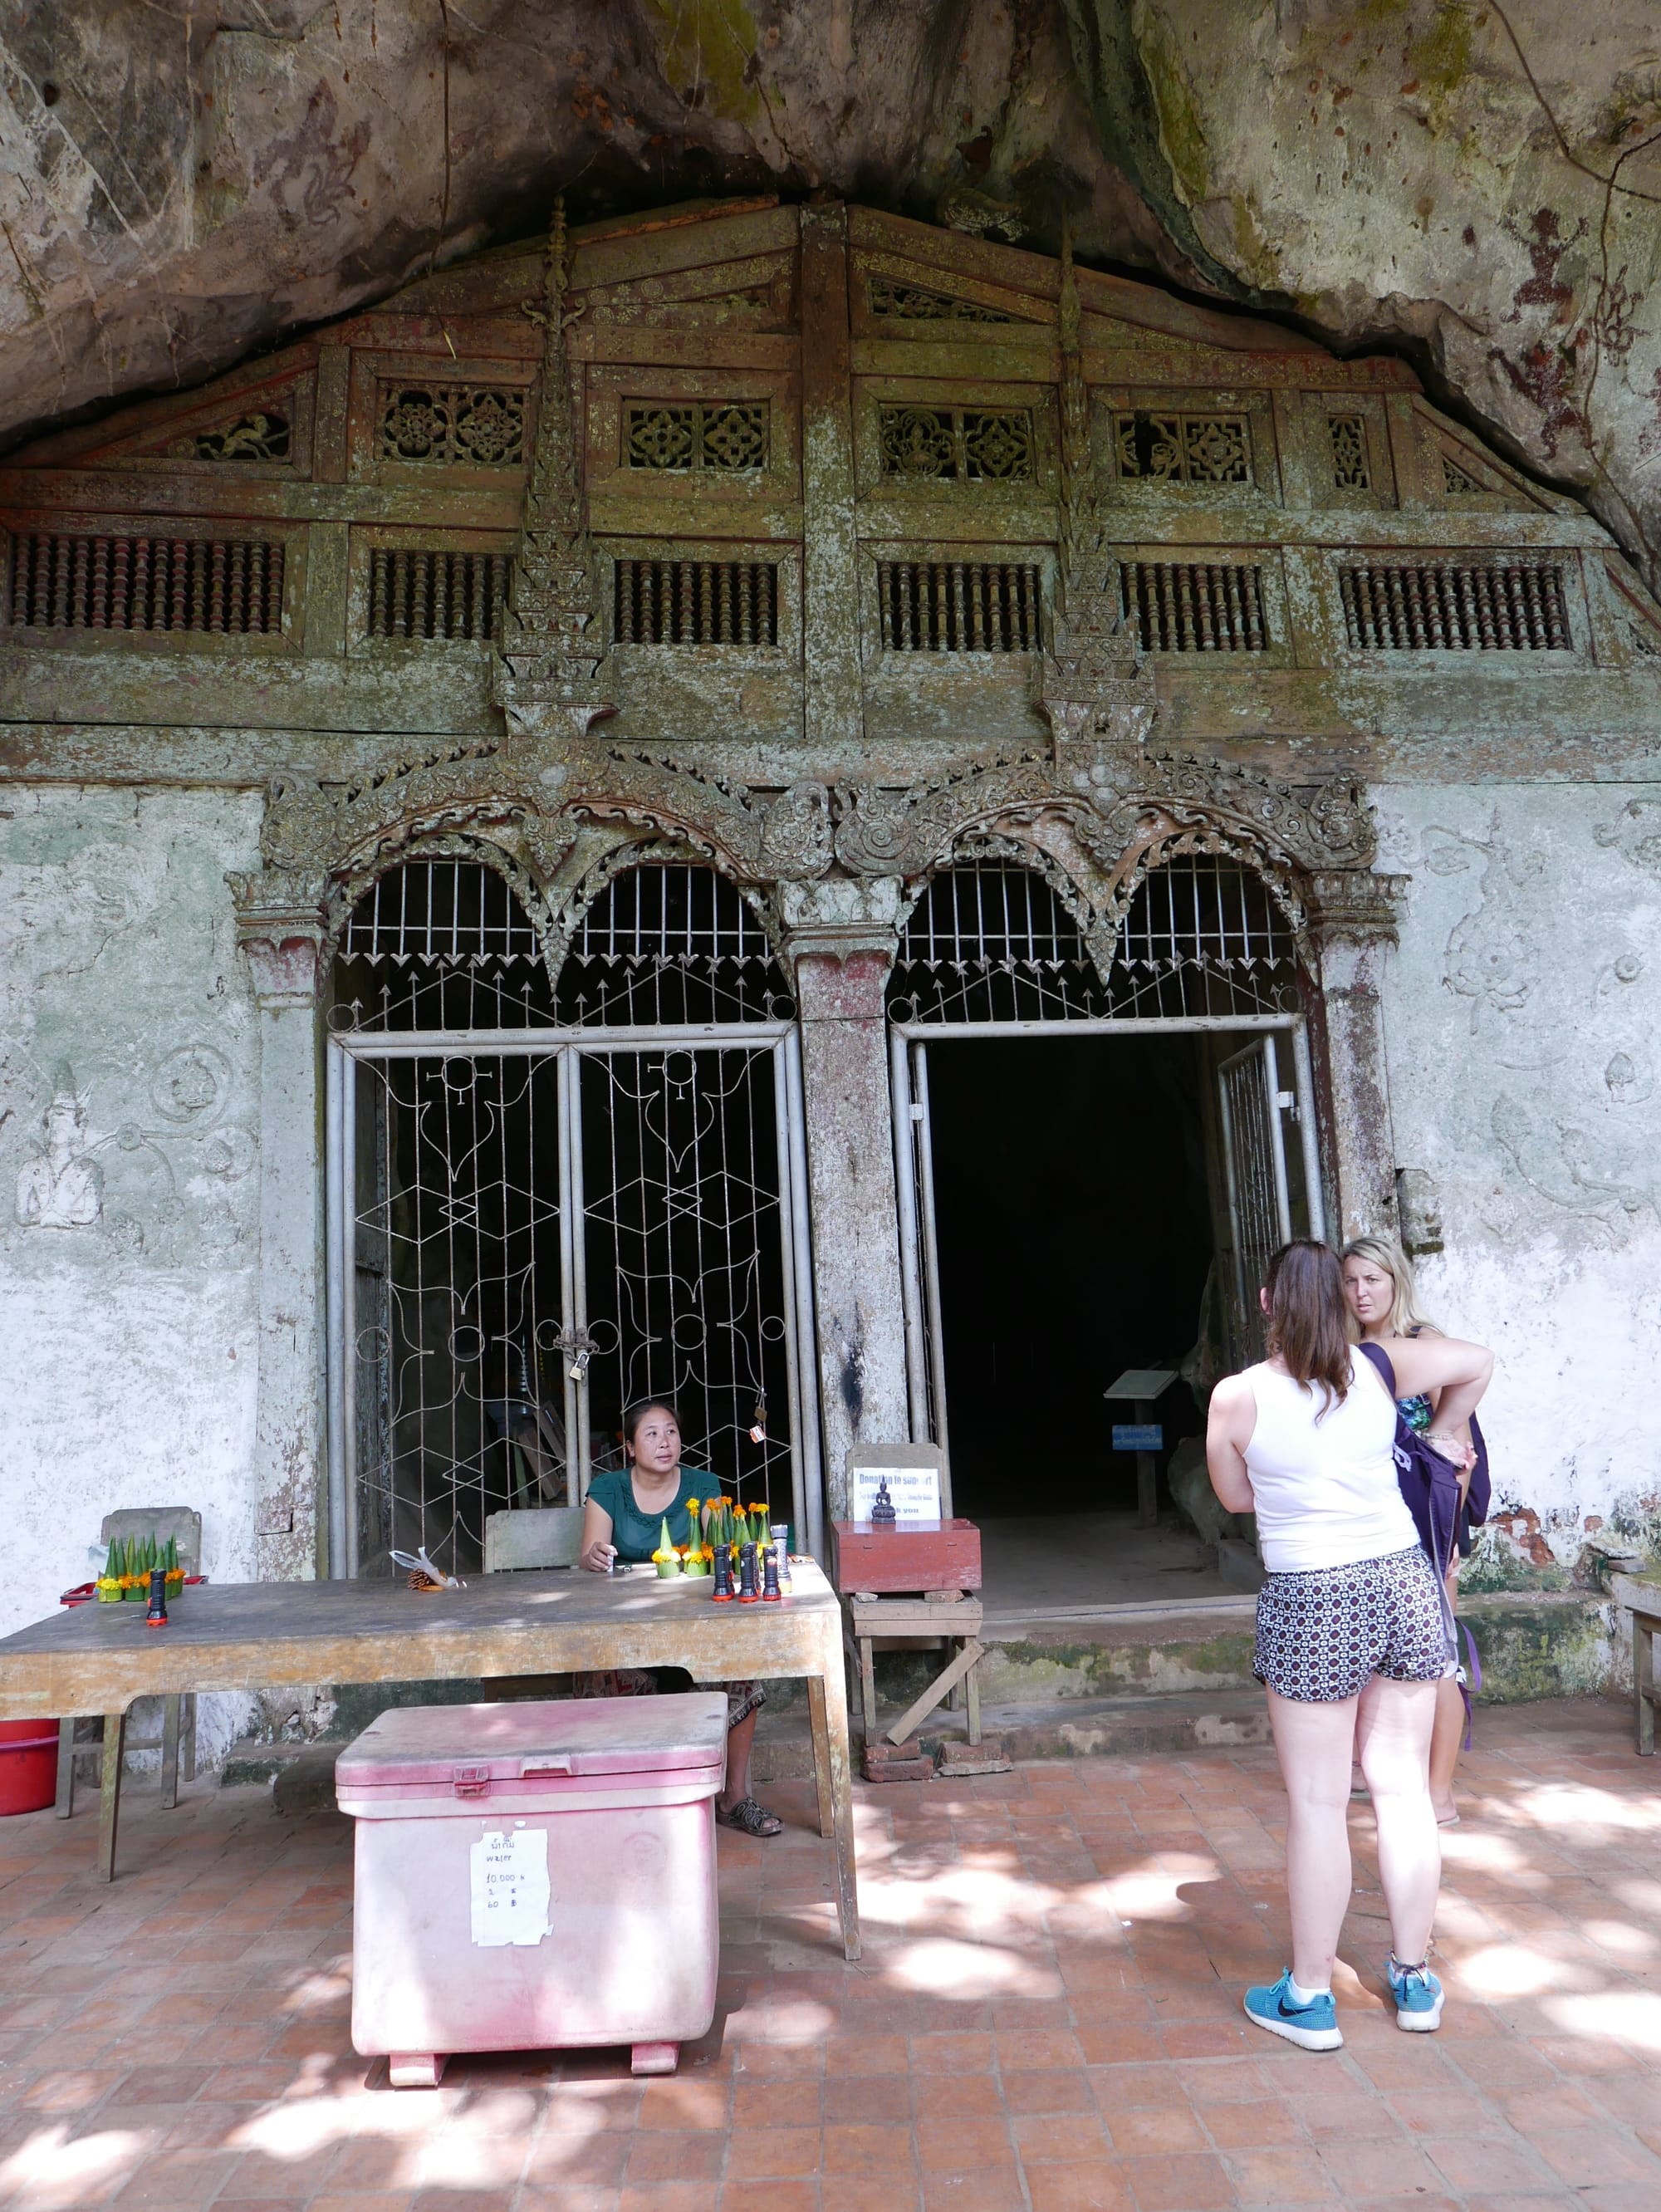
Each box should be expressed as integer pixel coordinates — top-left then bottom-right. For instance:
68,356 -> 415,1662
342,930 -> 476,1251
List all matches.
1253,1544 -> 1448,1703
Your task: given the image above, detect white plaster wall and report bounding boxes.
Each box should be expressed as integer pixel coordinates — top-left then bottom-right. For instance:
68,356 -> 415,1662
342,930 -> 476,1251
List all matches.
0,787 -> 265,1758
1374,782 -> 1661,1571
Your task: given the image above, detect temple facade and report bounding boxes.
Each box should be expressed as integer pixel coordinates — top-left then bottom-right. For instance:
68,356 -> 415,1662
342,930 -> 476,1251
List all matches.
4,197 -> 1659,1742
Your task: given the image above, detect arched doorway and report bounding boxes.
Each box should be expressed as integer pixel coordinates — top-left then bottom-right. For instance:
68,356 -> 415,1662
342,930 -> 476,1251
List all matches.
326,855 -> 814,1577
886,849 -> 1324,1606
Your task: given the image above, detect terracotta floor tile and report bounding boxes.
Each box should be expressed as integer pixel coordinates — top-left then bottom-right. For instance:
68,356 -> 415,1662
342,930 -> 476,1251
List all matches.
1317,2137 -> 1449,2200
1120,2151 -> 1237,2210
723,2127 -> 822,2179
1011,2111 -> 1113,2163
1108,2105 -> 1210,2156
1201,2100 -> 1301,2149
914,2116 -> 1015,2171
1422,2136 -> 1556,2192
718,2182 -> 820,2212
820,2122 -> 917,2177
1222,2146 -> 1337,2203
1023,2166 -> 1135,2212
920,2165 -> 1031,2212
819,2177 -> 922,2212
624,2131 -> 723,2185
823,2073 -> 910,2124
910,2074 -> 994,2122
1000,2069 -> 1095,2116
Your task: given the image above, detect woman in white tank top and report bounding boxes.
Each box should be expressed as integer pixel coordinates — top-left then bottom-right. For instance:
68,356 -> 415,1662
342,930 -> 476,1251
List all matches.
1207,1241 -> 1492,2053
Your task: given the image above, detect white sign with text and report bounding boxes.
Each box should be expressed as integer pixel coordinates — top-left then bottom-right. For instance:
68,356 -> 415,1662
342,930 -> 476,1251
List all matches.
851,1464 -> 942,1523
469,1826 -> 552,1947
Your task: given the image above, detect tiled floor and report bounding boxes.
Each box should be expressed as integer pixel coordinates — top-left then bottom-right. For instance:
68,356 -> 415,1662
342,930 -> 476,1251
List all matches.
0,1696 -> 1656,2210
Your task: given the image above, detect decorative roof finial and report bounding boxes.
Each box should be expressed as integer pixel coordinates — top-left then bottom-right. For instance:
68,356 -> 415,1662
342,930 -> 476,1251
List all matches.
491,195 -> 615,742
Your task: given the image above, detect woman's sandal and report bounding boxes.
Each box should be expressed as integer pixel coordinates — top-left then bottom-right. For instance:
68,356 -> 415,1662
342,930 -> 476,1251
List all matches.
717,1796 -> 782,1837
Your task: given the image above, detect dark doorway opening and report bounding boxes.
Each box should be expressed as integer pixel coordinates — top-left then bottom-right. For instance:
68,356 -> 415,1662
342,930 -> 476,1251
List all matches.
924,1033 -> 1216,1523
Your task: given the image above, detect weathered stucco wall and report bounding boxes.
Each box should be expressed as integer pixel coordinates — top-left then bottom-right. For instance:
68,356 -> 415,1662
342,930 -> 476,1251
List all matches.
0,787 -> 264,1758
1375,780 -> 1661,1579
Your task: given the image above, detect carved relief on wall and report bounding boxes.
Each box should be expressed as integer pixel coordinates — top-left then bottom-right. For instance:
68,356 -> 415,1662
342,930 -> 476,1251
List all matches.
14,1067 -> 102,1229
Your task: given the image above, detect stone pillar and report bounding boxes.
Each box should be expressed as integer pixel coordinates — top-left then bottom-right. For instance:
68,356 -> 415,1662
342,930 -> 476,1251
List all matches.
1306,870 -> 1408,1241
782,878 -> 909,1518
231,871 -> 329,1581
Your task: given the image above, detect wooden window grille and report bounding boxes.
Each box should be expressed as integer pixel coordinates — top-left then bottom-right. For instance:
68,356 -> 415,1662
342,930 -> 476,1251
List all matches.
169,411 -> 290,463
366,549 -> 510,641
612,558 -> 779,645
7,531 -> 286,634
1120,560 -> 1268,652
1338,560 -> 1570,650
378,381 -> 527,464
866,277 -> 1014,323
1327,414 -> 1370,492
877,405 -> 1034,483
624,402 -> 767,473
877,561 -> 1041,651
1114,410 -> 1251,485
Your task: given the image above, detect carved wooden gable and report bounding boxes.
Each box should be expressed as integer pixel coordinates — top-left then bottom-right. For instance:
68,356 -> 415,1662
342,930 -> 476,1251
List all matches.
0,193 -> 1655,725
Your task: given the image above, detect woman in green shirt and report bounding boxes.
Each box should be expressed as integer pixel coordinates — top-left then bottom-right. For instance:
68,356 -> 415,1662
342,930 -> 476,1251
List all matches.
580,1399 -> 781,1837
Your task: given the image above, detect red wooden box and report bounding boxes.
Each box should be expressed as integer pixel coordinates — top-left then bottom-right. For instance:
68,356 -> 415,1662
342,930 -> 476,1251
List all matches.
830,1518 -> 982,1596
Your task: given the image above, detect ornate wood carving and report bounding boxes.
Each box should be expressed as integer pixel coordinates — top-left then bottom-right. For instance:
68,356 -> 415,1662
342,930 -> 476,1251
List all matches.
1038,228 -> 1157,754
491,201 -> 615,742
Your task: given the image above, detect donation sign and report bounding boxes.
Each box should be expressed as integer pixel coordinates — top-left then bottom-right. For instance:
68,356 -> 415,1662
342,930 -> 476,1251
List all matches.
1112,1425 -> 1164,1452
469,1826 -> 552,1947
852,1464 -> 942,1522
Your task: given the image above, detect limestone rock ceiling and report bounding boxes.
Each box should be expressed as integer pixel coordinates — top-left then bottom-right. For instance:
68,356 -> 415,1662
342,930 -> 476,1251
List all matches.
2,1 -> 1659,581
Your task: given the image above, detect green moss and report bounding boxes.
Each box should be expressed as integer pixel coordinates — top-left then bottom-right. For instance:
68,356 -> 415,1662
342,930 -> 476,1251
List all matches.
1409,0 -> 1475,125
1134,6 -> 1212,208
646,0 -> 763,129
1458,1531 -> 1571,1594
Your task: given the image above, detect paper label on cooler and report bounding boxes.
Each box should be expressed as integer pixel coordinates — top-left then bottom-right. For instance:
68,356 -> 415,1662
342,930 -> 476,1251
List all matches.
851,1465 -> 941,1522
469,1826 -> 551,1948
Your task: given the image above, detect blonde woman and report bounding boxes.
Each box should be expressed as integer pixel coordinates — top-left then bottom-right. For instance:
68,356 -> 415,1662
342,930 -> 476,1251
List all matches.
1340,1237 -> 1476,1825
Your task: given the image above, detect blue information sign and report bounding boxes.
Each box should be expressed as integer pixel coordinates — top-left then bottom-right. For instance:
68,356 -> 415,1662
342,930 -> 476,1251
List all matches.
1112,1424 -> 1164,1452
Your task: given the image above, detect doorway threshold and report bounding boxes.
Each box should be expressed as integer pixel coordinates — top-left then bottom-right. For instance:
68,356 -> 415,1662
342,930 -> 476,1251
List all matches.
980,1592 -> 1258,1635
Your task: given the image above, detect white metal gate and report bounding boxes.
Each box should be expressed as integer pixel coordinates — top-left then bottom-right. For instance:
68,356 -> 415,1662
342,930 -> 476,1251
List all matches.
328,1029 -> 818,1578
324,859 -> 821,1580
887,856 -> 1327,1450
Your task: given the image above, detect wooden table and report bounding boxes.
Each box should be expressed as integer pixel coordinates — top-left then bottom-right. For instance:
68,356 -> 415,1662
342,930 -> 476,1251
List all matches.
0,1562 -> 860,1958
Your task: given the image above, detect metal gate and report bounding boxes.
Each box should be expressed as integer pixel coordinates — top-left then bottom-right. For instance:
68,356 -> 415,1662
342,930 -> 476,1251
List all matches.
326,861 -> 820,1579
1217,1036 -> 1295,1367
887,856 -> 1326,1452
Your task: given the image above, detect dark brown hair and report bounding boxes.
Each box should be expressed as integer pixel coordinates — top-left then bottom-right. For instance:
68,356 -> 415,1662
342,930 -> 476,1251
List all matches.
1264,1241 -> 1351,1411
622,1399 -> 680,1450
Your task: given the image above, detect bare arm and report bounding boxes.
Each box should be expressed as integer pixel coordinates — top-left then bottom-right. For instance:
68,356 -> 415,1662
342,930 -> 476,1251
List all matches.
1205,1371 -> 1257,1515
580,1498 -> 616,1573
1388,1334 -> 1493,1445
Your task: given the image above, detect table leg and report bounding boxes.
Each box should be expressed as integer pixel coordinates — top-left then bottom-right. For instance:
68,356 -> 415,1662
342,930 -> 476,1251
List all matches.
99,1712 -> 127,1882
858,1636 -> 876,1742
56,1719 -> 77,1818
181,1695 -> 196,1787
965,1654 -> 982,1748
161,1697 -> 181,1811
1638,1619 -> 1656,1758
814,1640 -> 860,1964
806,1675 -> 835,1842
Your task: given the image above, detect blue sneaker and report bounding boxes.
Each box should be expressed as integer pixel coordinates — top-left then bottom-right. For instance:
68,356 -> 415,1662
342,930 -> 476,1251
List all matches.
1243,1969 -> 1343,2051
1385,1955 -> 1444,2032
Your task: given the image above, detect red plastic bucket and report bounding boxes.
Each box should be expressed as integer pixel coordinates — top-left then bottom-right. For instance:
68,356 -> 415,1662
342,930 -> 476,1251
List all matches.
0,1720 -> 59,1816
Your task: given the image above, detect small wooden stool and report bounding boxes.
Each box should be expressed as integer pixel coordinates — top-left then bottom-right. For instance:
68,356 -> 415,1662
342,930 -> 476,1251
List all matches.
845,1589 -> 984,1749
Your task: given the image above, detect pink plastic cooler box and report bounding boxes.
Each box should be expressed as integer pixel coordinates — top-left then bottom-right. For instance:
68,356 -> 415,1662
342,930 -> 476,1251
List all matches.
336,1694 -> 727,2085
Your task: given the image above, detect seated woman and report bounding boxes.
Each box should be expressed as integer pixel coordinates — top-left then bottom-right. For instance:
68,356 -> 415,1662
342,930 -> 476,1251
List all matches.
580,1398 -> 782,1839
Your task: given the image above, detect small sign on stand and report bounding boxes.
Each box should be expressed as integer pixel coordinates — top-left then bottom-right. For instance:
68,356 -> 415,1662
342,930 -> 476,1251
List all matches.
1104,1367 -> 1179,1529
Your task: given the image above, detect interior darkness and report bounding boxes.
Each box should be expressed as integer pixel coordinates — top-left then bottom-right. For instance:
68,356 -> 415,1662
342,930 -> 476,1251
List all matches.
927,1035 -> 1215,1518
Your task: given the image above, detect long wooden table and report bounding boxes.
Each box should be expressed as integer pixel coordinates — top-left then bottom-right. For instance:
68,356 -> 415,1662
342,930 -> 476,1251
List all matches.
0,1562 -> 860,1958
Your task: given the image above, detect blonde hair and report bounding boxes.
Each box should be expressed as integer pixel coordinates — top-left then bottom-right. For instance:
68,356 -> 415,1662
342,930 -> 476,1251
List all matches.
1340,1234 -> 1438,1338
